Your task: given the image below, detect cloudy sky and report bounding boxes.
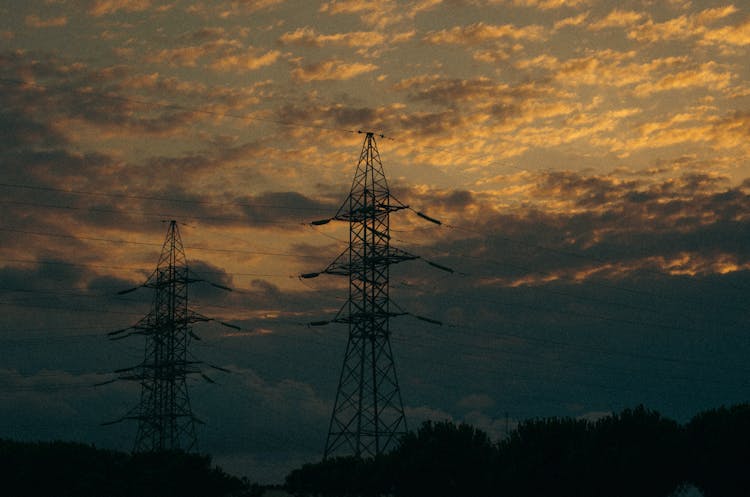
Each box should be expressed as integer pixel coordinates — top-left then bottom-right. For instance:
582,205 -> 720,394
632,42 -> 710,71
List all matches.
2,0 -> 750,483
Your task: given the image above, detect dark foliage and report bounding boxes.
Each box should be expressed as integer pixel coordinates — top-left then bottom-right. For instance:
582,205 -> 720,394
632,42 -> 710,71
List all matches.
0,440 -> 261,497
497,416 -> 591,497
497,406 -> 685,497
285,404 -> 750,497
391,421 -> 496,497
285,456 -> 390,497
686,404 -> 750,497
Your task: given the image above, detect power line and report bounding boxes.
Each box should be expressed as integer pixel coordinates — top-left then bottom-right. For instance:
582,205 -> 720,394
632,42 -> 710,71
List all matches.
0,226 -> 319,259
0,257 -> 290,279
441,219 -> 750,313
2,233 -> 745,360
0,198 -> 306,227
0,182 -> 334,213
12,195 -> 735,333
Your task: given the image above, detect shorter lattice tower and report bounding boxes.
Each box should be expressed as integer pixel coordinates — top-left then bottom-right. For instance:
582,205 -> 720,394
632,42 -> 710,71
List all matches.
303,132 -> 445,459
103,220 -> 233,452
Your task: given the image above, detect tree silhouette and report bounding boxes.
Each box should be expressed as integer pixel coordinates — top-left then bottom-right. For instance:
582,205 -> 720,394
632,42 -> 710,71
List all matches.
497,416 -> 590,497
0,440 -> 259,497
585,406 -> 684,497
285,455 -> 387,497
283,404 -> 750,497
390,421 -> 496,497
686,404 -> 750,497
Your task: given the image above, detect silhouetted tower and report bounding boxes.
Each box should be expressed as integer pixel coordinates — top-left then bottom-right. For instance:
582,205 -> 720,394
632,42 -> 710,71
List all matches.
103,220 -> 232,452
304,132 -> 421,458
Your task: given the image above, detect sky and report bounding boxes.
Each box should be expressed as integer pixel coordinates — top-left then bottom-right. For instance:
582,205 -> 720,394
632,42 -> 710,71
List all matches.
1,0 -> 750,484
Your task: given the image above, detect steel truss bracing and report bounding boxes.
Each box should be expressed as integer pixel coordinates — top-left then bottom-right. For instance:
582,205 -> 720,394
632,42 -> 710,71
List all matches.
313,132 -> 418,459
106,221 -> 209,453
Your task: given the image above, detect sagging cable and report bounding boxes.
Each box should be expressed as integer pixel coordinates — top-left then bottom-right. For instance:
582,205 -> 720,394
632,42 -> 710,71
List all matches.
426,260 -> 454,273
416,211 -> 442,225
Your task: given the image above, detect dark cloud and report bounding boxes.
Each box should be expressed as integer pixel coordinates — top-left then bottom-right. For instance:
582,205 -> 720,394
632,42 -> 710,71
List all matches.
276,101 -> 381,130
0,50 -> 216,140
393,75 -> 552,109
188,259 -> 235,301
180,27 -> 228,43
235,191 -> 338,226
0,110 -> 66,150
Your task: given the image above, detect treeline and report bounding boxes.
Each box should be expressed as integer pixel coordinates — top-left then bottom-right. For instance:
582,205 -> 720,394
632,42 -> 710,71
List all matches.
285,404 -> 750,497
0,440 -> 261,497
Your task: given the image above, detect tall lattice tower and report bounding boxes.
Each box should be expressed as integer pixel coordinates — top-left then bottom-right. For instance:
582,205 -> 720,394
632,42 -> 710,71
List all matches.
104,220 -> 224,452
304,132 -> 421,458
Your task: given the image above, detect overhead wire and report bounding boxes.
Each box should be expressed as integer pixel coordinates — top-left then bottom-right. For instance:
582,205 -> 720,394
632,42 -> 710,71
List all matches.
0,182 -> 334,214
0,257 -> 292,280
0,198 -> 306,227
0,226 -> 319,259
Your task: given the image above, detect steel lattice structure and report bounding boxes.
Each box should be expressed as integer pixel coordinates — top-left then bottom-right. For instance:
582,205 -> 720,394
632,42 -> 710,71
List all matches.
306,132 -> 418,459
106,220 -> 209,453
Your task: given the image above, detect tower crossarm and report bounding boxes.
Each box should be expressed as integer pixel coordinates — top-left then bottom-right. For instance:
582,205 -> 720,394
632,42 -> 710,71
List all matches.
333,202 -> 408,223
301,247 -> 419,281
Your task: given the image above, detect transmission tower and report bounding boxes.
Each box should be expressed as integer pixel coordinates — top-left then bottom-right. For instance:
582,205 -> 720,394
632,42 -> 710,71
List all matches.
303,132 -> 444,459
102,220 -> 233,452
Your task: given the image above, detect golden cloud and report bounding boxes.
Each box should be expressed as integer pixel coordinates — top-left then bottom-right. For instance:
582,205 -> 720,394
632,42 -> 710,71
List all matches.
516,50 -> 690,90
319,0 -> 374,15
279,27 -> 387,48
145,39 -> 280,73
488,0 -> 590,9
701,17 -> 750,47
210,50 -> 282,72
25,15 -> 68,28
187,0 -> 284,17
424,22 -> 546,45
588,9 -> 646,31
554,12 -> 589,30
88,0 -> 152,17
291,59 -> 378,82
633,62 -> 733,96
319,0 -> 442,29
628,5 -> 740,44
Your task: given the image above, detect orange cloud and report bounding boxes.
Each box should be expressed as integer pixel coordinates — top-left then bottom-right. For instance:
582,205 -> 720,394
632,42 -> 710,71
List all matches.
486,0 -> 590,9
319,0 -> 443,29
25,15 -> 68,28
210,50 -> 282,72
147,46 -> 209,67
424,22 -> 546,45
627,6 -> 740,44
145,39 -> 280,73
279,27 -> 387,47
701,17 -> 750,47
89,0 -> 151,17
554,12 -> 589,30
588,9 -> 646,30
319,0 -> 374,15
291,59 -> 378,82
633,62 -> 733,96
516,50 -> 690,90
